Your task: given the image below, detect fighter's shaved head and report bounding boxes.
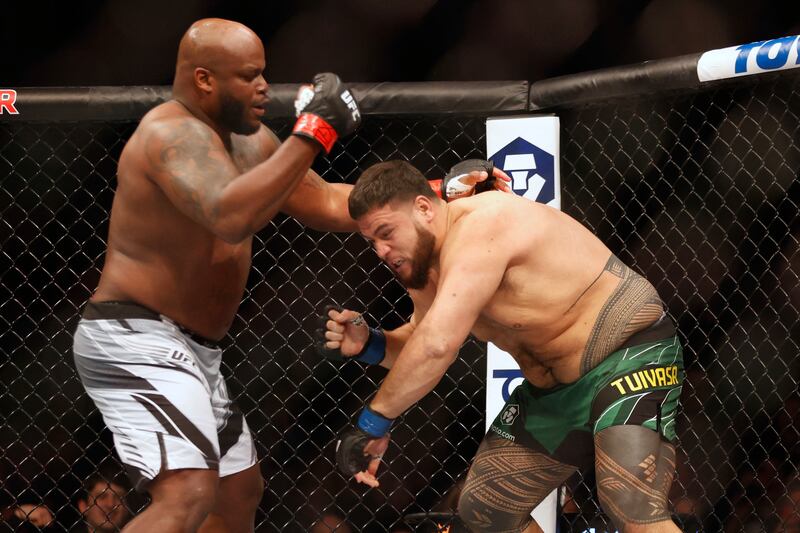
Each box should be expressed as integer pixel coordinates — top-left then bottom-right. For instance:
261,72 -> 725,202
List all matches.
171,18 -> 268,135
175,18 -> 263,80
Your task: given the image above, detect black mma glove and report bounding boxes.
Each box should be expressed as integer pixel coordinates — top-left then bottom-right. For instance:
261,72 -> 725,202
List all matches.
336,428 -> 374,475
441,159 -> 495,201
293,73 -> 361,153
336,406 -> 393,476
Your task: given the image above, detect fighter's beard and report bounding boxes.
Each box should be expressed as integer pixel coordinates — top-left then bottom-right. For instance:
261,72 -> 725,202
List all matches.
218,92 -> 259,135
404,224 -> 436,290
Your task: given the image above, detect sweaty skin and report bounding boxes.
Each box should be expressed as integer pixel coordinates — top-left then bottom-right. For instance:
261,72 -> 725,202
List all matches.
92,19 -> 354,340
342,190 -> 676,530
357,191 -> 663,391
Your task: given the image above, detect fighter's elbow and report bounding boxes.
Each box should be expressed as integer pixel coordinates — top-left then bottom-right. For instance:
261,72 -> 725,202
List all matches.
212,215 -> 255,244
216,228 -> 249,244
426,339 -> 459,365
297,206 -> 354,233
211,190 -> 282,242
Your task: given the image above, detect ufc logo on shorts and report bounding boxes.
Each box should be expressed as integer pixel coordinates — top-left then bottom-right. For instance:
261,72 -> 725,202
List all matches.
0,90 -> 19,114
170,350 -> 196,366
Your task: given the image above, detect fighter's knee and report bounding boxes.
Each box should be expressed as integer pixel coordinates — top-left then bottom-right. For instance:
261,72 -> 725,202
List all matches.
617,522 -> 677,533
149,469 -> 219,524
211,465 -> 265,531
457,484 -> 486,532
240,471 -> 264,512
597,487 -> 671,531
456,492 -> 486,532
457,486 -> 530,533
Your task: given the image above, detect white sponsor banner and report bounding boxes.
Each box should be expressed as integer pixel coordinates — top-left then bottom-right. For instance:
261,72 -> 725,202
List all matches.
698,35 -> 800,82
485,115 -> 560,533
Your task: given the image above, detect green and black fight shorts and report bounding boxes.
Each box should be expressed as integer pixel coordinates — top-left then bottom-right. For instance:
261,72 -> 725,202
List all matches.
488,316 -> 684,470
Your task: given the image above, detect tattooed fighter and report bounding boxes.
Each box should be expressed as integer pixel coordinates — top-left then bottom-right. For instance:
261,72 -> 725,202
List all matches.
326,160 -> 684,532
71,18 -> 365,533
71,20 -> 504,531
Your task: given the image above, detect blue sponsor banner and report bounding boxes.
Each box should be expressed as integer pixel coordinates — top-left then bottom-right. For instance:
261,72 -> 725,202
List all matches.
698,35 -> 800,82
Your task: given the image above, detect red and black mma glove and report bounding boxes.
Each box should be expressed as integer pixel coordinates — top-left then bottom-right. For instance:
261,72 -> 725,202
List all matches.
293,73 -> 362,154
429,159 -> 496,201
336,405 -> 394,476
314,304 -> 386,365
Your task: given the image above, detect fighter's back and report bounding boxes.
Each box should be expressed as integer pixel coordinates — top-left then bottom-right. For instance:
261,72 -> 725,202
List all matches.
92,101 -> 261,340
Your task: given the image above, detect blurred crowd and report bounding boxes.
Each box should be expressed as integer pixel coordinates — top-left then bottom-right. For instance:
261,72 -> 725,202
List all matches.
1,459 -> 142,532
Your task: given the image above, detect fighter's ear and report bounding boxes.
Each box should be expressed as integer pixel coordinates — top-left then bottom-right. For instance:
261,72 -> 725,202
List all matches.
413,194 -> 435,219
194,67 -> 213,94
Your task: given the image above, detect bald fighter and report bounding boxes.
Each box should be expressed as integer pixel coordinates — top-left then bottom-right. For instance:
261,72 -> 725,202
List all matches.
328,161 -> 685,532
71,18 -> 363,533
71,19 -> 507,532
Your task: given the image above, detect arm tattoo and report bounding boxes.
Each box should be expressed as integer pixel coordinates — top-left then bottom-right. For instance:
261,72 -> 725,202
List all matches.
580,255 -> 664,375
458,433 -> 575,532
148,119 -> 235,225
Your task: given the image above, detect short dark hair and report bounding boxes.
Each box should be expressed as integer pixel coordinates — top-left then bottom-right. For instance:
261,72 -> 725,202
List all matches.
82,464 -> 130,499
348,160 -> 437,219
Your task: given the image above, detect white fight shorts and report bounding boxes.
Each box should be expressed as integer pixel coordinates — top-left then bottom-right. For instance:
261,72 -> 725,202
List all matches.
72,301 -> 257,491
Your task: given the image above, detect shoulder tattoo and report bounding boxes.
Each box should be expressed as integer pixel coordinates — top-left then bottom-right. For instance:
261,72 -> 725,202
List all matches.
147,119 -> 234,224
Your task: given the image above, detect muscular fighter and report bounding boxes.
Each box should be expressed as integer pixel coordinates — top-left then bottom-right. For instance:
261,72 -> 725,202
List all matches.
327,160 -> 685,532
71,20 -> 506,532
70,18 -> 364,533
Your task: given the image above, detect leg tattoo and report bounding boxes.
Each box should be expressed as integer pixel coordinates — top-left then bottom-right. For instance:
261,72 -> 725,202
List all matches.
458,434 -> 575,533
595,426 -> 676,528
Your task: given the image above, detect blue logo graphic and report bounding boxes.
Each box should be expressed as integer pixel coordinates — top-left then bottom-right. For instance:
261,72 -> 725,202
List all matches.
489,137 -> 555,204
735,36 -> 800,73
492,369 -> 524,402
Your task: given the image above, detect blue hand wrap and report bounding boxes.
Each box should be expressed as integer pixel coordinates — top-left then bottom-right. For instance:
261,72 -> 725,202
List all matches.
357,406 -> 393,438
355,327 -> 386,365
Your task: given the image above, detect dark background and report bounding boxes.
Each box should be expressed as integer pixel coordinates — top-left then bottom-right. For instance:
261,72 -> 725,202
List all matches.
3,2 -> 800,532
4,0 -> 800,87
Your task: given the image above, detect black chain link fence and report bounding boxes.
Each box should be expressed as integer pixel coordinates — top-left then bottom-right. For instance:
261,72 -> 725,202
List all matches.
1,72 -> 799,532
556,72 -> 800,531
